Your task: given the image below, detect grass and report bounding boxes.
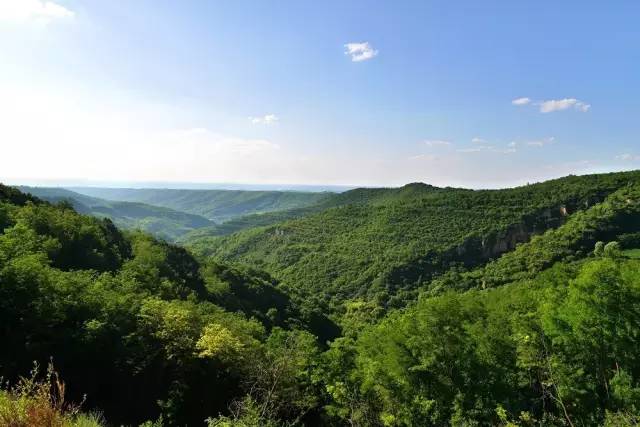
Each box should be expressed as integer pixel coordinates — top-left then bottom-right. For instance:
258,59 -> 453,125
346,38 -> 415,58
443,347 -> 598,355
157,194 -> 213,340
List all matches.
0,363 -> 104,427
623,248 -> 640,259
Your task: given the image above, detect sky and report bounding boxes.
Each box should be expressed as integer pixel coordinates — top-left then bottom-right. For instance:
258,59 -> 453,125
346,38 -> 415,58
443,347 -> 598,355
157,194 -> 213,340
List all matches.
1,0 -> 639,189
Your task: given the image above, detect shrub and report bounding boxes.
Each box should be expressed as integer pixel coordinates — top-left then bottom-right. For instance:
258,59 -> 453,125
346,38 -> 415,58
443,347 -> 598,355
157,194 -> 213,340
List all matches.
0,362 -> 103,427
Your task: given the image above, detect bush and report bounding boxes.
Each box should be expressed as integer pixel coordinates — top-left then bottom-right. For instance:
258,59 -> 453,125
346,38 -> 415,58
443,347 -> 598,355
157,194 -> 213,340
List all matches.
0,362 -> 103,427
604,241 -> 622,257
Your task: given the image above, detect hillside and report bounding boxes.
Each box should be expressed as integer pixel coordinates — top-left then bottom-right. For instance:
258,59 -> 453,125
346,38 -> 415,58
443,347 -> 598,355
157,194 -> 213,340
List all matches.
0,183 -> 333,426
333,248 -> 640,426
69,187 -> 332,223
176,186 -> 407,241
187,171 -> 640,316
16,186 -> 214,241
2,176 -> 640,426
324,182 -> 640,425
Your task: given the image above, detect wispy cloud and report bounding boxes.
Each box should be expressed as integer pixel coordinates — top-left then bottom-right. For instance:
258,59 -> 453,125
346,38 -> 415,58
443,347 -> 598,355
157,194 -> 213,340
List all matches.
249,114 -> 279,125
471,137 -> 486,144
511,97 -> 531,106
457,143 -> 516,154
423,139 -> 451,147
526,137 -> 555,147
0,0 -> 74,22
164,128 -> 281,154
538,98 -> 590,113
616,153 -> 640,161
408,154 -> 438,161
512,96 -> 590,113
344,42 -> 378,62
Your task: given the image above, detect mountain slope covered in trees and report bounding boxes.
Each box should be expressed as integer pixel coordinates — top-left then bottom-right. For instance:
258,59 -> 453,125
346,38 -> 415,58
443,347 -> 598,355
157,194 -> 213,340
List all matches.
2,172 -> 640,426
17,186 -> 214,241
186,171 -> 640,318
0,185 -> 333,425
70,187 -> 332,223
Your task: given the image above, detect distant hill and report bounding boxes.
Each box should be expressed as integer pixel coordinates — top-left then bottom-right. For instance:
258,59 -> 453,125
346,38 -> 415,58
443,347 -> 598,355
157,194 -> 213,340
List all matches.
174,186 -> 406,241
68,187 -> 333,223
16,187 -> 213,241
187,171 -> 640,316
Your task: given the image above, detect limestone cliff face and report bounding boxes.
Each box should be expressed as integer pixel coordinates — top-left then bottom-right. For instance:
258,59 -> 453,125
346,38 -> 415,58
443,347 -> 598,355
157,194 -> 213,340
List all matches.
480,224 -> 531,258
382,193 -> 612,295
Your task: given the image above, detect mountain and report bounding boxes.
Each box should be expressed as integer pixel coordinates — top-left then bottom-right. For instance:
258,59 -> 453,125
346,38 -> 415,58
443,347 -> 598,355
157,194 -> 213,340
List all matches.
68,187 -> 333,223
16,186 -> 214,241
333,181 -> 640,426
186,171 -> 640,317
3,172 -> 640,426
176,185 -> 412,242
0,183 -> 331,426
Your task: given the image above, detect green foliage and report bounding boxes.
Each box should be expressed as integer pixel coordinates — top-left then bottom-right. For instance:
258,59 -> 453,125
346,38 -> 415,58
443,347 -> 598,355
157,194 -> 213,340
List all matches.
4,172 -> 640,427
619,232 -> 640,249
68,186 -> 331,223
328,256 -> 640,426
192,171 -> 640,320
430,183 -> 640,293
18,186 -> 214,242
0,187 -> 321,426
604,241 -> 622,257
0,362 -> 104,427
623,249 -> 640,260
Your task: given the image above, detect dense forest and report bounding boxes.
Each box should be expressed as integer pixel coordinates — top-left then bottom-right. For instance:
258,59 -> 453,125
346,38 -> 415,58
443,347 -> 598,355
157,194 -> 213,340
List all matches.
17,187 -> 215,241
69,187 -> 331,223
186,172 -> 640,323
2,171 -> 640,426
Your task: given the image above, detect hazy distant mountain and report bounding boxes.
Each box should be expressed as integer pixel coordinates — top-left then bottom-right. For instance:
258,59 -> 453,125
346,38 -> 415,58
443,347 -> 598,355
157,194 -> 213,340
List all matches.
69,187 -> 333,223
16,186 -> 213,241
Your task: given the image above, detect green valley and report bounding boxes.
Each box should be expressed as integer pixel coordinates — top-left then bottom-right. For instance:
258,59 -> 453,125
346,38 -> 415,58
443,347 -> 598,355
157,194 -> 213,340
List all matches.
17,187 -> 214,242
185,171 -> 640,319
69,187 -> 332,223
2,170 -> 640,426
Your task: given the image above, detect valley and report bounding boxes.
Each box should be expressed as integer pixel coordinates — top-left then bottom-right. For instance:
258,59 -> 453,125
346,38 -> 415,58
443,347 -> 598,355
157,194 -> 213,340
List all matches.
2,171 -> 640,426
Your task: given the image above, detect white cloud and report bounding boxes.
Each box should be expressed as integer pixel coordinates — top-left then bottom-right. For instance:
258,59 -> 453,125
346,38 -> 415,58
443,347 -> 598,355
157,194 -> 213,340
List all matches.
408,154 -> 438,161
457,143 -> 516,154
538,98 -> 590,113
508,141 -> 517,147
616,153 -> 640,161
490,147 -> 517,154
526,137 -> 556,147
512,96 -> 591,113
344,42 -> 378,62
0,0 -> 74,22
471,137 -> 486,144
165,128 -> 280,154
512,97 -> 531,106
423,139 -> 451,147
249,114 -> 279,125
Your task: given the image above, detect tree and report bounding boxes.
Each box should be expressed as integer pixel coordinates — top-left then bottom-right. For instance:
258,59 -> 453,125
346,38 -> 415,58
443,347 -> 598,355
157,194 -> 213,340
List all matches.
604,241 -> 622,258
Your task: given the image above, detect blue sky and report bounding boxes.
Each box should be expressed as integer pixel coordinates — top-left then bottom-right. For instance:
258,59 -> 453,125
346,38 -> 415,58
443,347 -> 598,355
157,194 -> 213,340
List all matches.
1,0 -> 639,188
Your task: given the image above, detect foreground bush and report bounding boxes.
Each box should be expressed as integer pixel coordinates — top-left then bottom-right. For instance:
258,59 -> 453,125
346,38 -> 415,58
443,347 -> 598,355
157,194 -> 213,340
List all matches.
0,363 -> 103,427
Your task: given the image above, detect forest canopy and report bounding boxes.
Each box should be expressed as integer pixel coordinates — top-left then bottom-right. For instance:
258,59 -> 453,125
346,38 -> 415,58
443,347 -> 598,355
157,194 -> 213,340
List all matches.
1,171 -> 640,426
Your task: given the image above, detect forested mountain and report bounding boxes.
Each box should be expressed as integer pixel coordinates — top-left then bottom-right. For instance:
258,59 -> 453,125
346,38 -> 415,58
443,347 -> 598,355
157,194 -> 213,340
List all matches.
2,172 -> 640,426
328,182 -> 640,426
17,186 -> 214,241
186,171 -> 640,319
69,187 -> 332,223
0,184 -> 334,426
